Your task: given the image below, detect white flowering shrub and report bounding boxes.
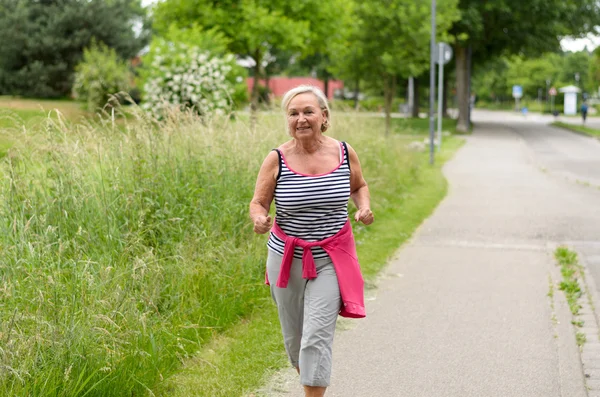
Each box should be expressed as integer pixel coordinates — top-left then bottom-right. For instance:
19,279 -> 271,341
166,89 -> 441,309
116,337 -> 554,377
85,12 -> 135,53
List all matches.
142,39 -> 246,118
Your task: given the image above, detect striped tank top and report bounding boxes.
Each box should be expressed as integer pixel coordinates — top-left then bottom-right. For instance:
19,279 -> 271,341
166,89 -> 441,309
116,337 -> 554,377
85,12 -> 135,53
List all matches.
267,141 -> 351,259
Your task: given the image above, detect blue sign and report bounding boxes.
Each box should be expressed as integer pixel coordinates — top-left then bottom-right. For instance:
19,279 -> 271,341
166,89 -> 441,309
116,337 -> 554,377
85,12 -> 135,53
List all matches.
512,85 -> 523,99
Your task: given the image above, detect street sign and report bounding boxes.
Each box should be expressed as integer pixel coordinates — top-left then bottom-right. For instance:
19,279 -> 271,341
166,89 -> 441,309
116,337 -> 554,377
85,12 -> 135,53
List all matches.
435,42 -> 453,65
512,85 -> 523,99
435,42 -> 452,153
549,87 -> 557,96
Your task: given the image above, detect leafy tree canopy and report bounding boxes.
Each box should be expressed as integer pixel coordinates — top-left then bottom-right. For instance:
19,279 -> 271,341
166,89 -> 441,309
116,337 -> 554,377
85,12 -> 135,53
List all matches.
452,0 -> 600,59
152,0 -> 350,110
451,0 -> 600,131
0,0 -> 149,98
473,50 -> 594,102
352,0 -> 459,82
329,0 -> 459,133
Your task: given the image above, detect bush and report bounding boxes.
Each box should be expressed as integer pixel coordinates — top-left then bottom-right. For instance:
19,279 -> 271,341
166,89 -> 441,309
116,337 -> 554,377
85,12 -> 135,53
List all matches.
141,38 -> 247,118
72,41 -> 133,110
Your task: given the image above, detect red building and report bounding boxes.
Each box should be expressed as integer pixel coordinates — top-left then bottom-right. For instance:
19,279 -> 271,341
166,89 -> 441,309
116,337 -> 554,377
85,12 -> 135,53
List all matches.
246,77 -> 344,100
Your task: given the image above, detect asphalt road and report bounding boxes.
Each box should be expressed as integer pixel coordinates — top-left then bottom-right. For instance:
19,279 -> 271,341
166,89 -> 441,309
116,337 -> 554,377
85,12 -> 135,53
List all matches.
256,111 -> 600,397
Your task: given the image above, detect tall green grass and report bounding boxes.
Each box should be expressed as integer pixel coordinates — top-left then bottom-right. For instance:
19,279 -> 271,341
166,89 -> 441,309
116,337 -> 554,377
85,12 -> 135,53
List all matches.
1,108 -> 278,395
0,106 -> 438,396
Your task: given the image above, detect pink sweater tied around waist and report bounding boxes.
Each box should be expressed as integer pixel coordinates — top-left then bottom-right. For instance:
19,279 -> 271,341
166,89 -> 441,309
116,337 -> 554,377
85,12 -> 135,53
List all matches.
267,219 -> 366,318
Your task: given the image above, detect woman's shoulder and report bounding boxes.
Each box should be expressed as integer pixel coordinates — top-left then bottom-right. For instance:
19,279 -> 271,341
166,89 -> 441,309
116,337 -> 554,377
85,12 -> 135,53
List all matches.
277,140 -> 294,151
323,136 -> 343,149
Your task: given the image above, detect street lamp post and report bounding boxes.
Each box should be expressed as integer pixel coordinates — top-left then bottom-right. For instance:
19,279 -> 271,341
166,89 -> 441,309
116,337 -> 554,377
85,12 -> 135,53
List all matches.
575,73 -> 581,109
545,79 -> 550,113
429,0 -> 436,165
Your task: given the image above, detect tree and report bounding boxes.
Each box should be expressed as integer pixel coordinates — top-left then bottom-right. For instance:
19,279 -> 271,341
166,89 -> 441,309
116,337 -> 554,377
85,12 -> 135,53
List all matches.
0,0 -> 149,98
339,0 -> 459,135
154,0 -> 340,122
472,50 -> 598,112
505,55 -> 562,100
451,0 -> 600,132
292,0 -> 352,99
589,47 -> 600,93
561,51 -> 592,94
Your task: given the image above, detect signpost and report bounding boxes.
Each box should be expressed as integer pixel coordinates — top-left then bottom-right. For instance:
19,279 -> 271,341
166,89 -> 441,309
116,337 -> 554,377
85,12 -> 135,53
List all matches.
548,86 -> 557,114
436,42 -> 453,152
512,85 -> 523,111
429,3 -> 453,161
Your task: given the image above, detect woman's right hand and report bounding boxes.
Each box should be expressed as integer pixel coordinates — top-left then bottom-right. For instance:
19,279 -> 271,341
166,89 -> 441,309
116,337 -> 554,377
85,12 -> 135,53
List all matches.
253,215 -> 272,234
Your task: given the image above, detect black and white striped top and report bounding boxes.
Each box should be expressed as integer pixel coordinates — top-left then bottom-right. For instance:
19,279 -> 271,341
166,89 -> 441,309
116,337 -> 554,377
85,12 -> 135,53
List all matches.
267,141 -> 351,259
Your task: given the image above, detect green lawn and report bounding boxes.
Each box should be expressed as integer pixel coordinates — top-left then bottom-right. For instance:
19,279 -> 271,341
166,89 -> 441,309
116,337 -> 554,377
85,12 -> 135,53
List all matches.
0,97 -> 96,157
0,97 -> 89,127
0,96 -> 84,113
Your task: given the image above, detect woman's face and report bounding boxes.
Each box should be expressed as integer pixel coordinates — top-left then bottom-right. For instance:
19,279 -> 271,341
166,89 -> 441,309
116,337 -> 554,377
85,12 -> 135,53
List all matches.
286,93 -> 328,139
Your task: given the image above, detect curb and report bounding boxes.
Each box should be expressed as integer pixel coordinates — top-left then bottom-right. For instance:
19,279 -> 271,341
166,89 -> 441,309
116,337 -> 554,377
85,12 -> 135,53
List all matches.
578,250 -> 600,397
548,243 -> 588,397
560,244 -> 600,397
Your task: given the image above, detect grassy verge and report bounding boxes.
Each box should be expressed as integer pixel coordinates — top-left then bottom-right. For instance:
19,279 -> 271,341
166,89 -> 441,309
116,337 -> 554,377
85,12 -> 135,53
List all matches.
158,119 -> 464,396
551,121 -> 600,138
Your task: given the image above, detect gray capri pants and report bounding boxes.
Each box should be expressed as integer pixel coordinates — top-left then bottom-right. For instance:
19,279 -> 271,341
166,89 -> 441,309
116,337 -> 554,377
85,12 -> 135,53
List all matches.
267,249 -> 342,387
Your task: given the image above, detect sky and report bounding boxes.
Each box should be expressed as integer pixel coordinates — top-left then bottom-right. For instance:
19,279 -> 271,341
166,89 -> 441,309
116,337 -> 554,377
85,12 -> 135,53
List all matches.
561,34 -> 600,52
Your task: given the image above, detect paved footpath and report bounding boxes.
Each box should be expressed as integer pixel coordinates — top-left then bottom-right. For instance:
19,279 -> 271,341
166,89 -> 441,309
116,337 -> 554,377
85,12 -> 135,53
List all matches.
267,121 -> 600,396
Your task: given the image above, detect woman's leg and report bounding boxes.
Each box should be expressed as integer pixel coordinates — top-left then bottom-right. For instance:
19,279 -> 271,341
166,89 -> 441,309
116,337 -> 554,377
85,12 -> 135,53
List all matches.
267,250 -> 306,369
303,386 -> 326,397
299,256 -> 341,393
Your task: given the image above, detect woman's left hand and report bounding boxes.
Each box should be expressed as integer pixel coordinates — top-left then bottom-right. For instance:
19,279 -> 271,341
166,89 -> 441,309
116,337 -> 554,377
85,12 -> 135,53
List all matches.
354,208 -> 374,225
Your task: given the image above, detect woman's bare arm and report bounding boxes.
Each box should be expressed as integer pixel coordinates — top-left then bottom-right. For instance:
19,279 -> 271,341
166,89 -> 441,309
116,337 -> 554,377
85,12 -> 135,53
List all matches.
249,150 -> 279,234
347,143 -> 374,225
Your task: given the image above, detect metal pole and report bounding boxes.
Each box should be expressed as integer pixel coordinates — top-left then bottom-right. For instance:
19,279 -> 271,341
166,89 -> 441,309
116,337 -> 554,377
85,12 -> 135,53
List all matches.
466,45 -> 472,130
429,0 -> 436,164
546,80 -> 549,112
437,42 -> 443,152
408,77 -> 414,116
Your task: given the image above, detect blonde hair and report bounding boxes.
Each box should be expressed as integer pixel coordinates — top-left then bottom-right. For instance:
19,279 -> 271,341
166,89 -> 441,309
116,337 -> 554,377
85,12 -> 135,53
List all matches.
281,85 -> 331,135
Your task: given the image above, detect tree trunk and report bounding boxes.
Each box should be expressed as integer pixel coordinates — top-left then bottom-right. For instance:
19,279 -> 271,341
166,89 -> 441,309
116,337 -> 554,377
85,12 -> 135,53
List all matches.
383,74 -> 396,135
323,75 -> 330,99
455,45 -> 469,132
250,51 -> 262,129
353,78 -> 360,110
411,78 -> 419,118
